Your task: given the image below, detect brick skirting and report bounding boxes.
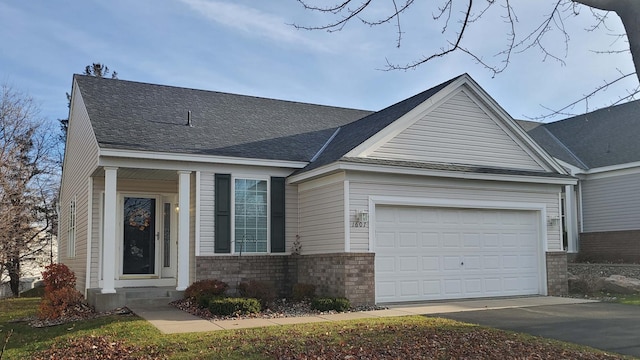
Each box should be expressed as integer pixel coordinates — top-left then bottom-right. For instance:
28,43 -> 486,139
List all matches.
546,251 -> 568,296
195,253 -> 375,305
579,230 -> 640,263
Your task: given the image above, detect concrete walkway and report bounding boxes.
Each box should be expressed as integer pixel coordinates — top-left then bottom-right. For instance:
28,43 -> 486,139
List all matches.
128,296 -> 594,334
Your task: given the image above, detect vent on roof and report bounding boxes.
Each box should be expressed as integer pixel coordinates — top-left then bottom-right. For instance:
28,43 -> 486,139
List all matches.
187,110 -> 193,127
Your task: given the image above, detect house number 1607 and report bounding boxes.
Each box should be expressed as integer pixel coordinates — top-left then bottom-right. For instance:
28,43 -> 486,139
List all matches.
352,221 -> 368,228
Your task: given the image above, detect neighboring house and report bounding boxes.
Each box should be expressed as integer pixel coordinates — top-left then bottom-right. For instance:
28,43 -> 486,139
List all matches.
59,73 -> 576,311
521,101 -> 640,262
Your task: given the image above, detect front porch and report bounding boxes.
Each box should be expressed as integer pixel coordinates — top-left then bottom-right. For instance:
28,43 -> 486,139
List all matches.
89,167 -> 193,298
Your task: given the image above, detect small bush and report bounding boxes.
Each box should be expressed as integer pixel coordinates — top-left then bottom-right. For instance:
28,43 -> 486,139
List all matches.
292,283 -> 316,302
39,287 -> 84,320
38,263 -> 86,320
311,297 -> 351,312
42,263 -> 76,292
207,297 -> 261,316
184,279 -> 228,299
238,280 -> 276,307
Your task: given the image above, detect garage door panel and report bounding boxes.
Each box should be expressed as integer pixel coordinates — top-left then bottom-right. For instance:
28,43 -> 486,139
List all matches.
443,256 -> 462,270
442,233 -> 461,248
399,232 -> 418,247
421,232 -> 439,247
399,256 -> 419,272
422,256 -> 440,271
423,280 -> 441,296
376,232 -> 396,248
375,205 -> 541,303
376,257 -> 396,273
400,281 -> 420,297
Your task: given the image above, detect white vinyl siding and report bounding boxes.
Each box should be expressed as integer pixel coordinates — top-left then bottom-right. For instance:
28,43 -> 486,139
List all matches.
298,180 -> 345,254
347,172 -> 562,252
285,183 -> 299,253
59,83 -> 100,291
369,90 -> 545,171
581,172 -> 640,232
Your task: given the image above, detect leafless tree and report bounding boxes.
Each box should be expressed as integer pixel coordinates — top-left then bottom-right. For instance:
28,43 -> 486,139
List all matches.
0,84 -> 58,296
294,0 -> 640,117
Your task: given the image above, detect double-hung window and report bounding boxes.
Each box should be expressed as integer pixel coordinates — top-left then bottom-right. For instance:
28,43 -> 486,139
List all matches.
234,179 -> 268,253
68,199 -> 76,258
214,174 -> 285,254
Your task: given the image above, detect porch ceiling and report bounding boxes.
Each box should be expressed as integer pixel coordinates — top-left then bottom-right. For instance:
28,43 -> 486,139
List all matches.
92,167 -> 179,181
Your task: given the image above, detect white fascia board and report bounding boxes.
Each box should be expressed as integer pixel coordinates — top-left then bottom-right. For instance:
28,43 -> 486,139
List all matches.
581,161 -> 640,180
554,159 -> 586,177
99,148 -> 308,169
288,161 -> 577,186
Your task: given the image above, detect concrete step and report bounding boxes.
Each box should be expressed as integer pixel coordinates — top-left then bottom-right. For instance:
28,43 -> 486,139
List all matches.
127,296 -> 174,308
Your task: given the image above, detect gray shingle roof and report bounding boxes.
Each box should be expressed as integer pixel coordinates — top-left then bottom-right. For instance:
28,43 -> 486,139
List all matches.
75,75 -> 372,162
522,100 -> 640,169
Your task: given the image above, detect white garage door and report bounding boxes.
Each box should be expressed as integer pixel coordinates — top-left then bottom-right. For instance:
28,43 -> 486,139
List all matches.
375,205 -> 541,303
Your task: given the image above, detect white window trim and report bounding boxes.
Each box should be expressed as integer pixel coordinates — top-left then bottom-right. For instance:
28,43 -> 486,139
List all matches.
67,196 -> 77,258
231,175 -> 270,254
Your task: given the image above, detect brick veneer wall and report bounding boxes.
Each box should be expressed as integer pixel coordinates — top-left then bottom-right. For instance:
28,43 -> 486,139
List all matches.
579,230 -> 640,263
195,253 -> 375,305
295,253 -> 375,306
546,251 -> 568,296
195,255 -> 293,297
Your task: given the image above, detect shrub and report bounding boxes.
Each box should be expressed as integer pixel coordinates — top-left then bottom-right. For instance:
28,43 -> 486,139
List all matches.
42,263 -> 76,292
237,280 -> 276,307
39,286 -> 84,320
38,263 -> 86,320
292,283 -> 316,302
184,279 -> 228,300
311,297 -> 351,312
207,297 -> 261,316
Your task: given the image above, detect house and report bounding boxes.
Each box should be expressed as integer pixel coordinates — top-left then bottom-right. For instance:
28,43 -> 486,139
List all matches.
521,101 -> 640,263
59,73 -> 576,311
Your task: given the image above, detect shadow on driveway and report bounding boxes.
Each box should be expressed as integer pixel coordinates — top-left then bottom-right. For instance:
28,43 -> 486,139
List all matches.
429,302 -> 640,358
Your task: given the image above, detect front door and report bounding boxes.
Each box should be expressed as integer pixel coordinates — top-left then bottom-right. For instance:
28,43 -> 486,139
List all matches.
122,197 -> 157,276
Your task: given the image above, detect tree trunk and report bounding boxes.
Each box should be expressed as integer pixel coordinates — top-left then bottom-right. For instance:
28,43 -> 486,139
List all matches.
8,257 -> 20,297
574,0 -> 640,83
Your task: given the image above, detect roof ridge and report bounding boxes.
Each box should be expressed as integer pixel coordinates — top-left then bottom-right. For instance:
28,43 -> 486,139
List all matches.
74,74 -> 373,113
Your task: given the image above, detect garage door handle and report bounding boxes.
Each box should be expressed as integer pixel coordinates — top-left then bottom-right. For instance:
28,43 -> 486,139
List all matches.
461,262 -> 464,266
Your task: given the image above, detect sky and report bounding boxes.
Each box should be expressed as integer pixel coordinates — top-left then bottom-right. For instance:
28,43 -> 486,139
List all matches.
0,0 -> 637,128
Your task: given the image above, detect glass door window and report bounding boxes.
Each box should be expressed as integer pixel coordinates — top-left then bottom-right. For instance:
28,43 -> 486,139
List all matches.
122,197 -> 156,275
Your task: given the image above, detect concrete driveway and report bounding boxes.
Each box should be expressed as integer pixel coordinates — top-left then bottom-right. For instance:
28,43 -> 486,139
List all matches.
429,302 -> 640,358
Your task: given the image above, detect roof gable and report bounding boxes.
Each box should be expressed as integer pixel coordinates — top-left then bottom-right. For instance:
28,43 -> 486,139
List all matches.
305,74 -> 561,174
365,88 -> 547,171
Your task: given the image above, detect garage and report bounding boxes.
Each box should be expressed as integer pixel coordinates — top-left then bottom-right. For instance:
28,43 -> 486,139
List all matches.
374,205 -> 542,303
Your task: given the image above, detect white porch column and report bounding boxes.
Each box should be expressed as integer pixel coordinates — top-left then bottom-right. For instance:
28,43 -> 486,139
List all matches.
102,167 -> 118,294
177,171 -> 191,291
565,185 -> 578,253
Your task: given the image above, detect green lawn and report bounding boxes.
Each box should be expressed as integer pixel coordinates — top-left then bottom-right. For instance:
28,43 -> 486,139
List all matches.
0,297 -> 630,359
615,294 -> 640,306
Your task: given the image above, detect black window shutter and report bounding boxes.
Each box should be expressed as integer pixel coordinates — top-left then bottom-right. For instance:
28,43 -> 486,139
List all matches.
214,174 -> 231,253
270,177 -> 286,253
